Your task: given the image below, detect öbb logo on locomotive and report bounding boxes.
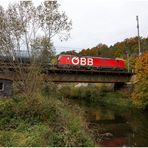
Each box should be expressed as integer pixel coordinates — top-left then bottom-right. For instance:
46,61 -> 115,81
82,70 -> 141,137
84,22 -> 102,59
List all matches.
71,57 -> 93,66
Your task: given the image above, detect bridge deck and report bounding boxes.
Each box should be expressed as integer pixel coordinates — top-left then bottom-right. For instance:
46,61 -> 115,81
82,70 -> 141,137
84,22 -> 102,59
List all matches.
46,67 -> 133,83
0,63 -> 133,83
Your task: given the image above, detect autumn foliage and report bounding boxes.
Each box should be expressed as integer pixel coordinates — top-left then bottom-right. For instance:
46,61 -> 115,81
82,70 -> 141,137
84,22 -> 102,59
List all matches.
132,51 -> 148,109
61,37 -> 148,59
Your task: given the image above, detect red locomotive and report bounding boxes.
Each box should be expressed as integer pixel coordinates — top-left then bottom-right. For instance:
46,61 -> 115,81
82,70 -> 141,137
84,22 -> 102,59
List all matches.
58,54 -> 126,70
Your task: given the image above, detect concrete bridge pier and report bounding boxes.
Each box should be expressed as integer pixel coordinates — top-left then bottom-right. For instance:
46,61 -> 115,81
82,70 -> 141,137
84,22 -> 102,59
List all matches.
0,79 -> 13,97
113,82 -> 125,91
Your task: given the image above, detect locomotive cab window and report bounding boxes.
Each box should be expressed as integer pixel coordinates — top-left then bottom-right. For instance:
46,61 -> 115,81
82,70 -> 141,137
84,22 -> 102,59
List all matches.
0,82 -> 4,91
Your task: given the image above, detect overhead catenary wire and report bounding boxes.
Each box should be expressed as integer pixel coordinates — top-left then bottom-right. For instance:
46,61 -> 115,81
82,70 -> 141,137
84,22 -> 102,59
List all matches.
55,46 -> 85,50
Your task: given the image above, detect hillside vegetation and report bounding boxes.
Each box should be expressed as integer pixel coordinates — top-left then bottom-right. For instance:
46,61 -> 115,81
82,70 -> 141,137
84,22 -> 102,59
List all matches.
62,37 -> 148,58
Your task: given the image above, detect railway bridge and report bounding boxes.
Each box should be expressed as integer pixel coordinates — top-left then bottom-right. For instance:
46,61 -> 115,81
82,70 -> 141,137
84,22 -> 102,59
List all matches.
46,66 -> 132,91
46,66 -> 132,83
0,63 -> 133,96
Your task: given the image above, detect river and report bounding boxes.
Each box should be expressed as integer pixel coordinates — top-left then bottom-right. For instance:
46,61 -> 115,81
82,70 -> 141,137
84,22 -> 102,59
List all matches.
85,105 -> 148,147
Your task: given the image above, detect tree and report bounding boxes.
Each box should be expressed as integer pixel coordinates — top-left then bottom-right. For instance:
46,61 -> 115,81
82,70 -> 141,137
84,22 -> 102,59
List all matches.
60,50 -> 78,55
37,1 -> 72,41
0,1 -> 72,97
142,38 -> 148,53
31,37 -> 55,65
132,51 -> 148,109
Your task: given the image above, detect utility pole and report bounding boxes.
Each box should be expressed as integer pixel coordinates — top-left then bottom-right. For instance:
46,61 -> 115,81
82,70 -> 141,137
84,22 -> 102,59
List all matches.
136,16 -> 141,56
127,52 -> 130,72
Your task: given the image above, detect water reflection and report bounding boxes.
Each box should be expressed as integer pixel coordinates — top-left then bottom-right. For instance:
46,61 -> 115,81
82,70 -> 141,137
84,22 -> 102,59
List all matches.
86,107 -> 148,147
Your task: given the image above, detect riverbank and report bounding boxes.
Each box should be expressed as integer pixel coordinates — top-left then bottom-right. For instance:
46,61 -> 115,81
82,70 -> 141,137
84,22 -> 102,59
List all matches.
1,84 -> 148,147
57,84 -> 148,146
58,84 -> 134,111
0,95 -> 95,147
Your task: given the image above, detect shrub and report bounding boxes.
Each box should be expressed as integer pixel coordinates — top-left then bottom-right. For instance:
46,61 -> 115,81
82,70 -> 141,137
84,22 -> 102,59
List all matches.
132,52 -> 148,109
0,96 -> 94,147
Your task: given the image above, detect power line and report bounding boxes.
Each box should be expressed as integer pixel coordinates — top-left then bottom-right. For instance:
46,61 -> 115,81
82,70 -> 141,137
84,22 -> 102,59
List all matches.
55,46 -> 86,50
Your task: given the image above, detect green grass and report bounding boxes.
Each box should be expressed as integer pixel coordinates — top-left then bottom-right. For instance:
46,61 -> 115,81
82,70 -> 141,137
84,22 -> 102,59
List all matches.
58,85 -> 135,114
98,91 -> 135,113
0,96 -> 94,147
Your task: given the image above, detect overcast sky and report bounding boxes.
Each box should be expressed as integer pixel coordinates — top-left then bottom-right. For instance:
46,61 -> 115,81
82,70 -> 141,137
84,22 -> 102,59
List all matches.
1,0 -> 148,53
